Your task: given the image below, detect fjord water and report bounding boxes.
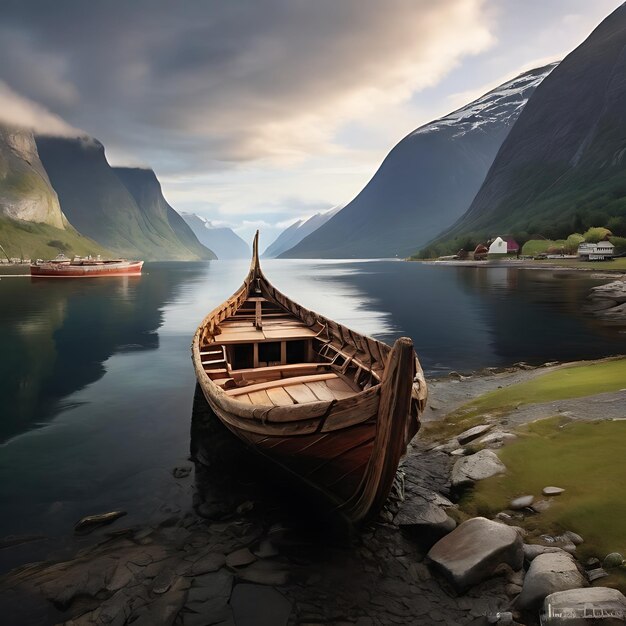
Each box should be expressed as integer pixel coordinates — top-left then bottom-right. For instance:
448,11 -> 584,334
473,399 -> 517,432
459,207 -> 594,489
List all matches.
1,260 -> 625,571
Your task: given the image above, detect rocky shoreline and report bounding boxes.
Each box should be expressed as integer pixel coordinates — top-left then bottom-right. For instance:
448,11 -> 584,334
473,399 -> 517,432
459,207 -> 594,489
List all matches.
1,374 -> 624,626
585,276 -> 626,323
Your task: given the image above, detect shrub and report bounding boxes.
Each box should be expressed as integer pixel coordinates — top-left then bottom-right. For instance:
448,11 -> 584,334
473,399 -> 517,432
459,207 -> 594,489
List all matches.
583,226 -> 612,243
565,233 -> 585,254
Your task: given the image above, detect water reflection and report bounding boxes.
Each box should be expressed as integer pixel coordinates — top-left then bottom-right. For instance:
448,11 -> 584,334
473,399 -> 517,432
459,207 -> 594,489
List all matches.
0,264 -> 204,442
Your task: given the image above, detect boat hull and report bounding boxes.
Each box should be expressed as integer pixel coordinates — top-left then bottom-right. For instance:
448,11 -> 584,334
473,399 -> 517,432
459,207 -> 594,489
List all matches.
30,260 -> 144,277
191,232 -> 427,523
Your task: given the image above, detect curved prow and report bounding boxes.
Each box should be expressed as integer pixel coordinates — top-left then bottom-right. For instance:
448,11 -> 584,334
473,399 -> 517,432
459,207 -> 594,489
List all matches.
249,230 -> 261,278
344,336 -> 417,521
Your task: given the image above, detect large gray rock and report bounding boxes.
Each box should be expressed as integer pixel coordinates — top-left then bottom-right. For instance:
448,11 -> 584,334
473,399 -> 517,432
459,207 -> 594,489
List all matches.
395,500 -> 456,545
427,517 -> 523,592
451,450 -> 506,488
517,551 -> 586,610
542,587 -> 626,623
523,544 -> 567,562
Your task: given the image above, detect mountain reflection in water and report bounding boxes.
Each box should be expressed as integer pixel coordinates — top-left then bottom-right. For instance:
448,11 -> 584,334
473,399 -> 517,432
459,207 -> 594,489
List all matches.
0,259 -> 624,573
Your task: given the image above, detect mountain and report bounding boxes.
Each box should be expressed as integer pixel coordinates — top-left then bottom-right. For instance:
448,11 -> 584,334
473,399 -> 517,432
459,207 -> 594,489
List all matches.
281,64 -> 555,259
424,4 -> 626,256
0,124 -> 65,229
113,168 -> 216,260
264,206 -> 341,258
0,124 -> 113,260
35,135 -> 215,261
181,213 -> 250,259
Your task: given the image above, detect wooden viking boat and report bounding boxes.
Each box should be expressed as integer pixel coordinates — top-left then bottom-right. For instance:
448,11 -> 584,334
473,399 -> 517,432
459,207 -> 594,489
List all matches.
192,233 -> 427,523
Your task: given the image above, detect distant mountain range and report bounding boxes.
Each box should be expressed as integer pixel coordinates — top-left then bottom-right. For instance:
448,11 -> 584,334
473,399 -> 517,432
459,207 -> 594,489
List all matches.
263,206 -> 341,258
424,4 -> 626,255
280,64 -> 555,259
181,213 -> 250,259
35,136 -> 215,261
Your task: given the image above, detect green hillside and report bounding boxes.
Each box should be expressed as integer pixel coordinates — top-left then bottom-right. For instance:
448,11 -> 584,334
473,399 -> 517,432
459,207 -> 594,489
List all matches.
0,216 -> 111,260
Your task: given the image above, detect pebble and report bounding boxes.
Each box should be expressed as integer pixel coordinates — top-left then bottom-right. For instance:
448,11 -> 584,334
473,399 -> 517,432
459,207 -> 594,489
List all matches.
542,486 -> 565,496
531,499 -> 552,513
603,552 -> 624,569
74,511 -> 127,533
510,495 -> 534,510
172,466 -> 192,479
587,568 -> 609,582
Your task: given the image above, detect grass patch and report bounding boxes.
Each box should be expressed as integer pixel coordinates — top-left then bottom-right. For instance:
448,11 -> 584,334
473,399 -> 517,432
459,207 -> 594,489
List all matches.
522,239 -> 567,255
467,359 -> 626,414
461,417 -> 626,590
422,358 -> 626,442
0,217 -> 111,260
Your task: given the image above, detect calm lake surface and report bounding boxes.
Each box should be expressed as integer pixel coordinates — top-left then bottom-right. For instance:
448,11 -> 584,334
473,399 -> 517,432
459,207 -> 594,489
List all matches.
1,259 -> 625,572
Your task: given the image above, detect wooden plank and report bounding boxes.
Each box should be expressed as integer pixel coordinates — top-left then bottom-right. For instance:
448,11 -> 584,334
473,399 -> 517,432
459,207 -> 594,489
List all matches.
263,328 -> 317,339
255,300 -> 262,329
225,373 -> 337,396
305,380 -> 337,401
266,387 -> 294,406
217,331 -> 266,344
284,383 -> 318,404
248,389 -> 272,405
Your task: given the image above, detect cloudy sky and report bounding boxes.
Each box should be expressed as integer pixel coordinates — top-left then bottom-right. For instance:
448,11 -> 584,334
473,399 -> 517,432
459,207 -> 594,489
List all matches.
0,0 -> 623,245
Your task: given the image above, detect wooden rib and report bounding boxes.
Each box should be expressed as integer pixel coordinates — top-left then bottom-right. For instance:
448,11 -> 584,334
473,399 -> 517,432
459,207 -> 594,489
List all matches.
225,373 -> 337,396
284,383 -> 318,404
266,387 -> 295,406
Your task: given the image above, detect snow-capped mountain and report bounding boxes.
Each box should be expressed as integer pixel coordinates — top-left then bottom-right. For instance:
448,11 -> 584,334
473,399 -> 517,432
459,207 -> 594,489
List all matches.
181,213 -> 250,259
263,205 -> 342,257
281,64 -> 556,259
428,3 -> 626,254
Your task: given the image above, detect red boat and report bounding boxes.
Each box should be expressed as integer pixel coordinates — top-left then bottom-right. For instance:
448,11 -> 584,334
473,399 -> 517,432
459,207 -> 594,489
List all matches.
30,255 -> 143,277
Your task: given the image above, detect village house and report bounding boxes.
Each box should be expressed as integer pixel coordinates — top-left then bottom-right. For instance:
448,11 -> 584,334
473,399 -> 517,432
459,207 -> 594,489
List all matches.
487,236 -> 519,255
578,241 -> 614,261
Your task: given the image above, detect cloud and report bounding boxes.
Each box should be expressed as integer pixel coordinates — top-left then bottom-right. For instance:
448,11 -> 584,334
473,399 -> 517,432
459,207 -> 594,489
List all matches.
0,0 -> 494,172
0,80 -> 80,135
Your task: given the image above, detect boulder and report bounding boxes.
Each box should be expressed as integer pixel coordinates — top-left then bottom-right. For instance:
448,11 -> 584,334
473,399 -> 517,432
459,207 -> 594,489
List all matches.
395,500 -> 456,545
451,450 -> 506,488
427,517 -> 523,592
542,587 -> 626,623
457,424 -> 493,445
517,551 -> 586,610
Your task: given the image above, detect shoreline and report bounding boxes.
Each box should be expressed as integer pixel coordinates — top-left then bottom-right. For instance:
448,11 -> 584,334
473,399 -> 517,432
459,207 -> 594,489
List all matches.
415,258 -> 626,275
2,358 -> 624,624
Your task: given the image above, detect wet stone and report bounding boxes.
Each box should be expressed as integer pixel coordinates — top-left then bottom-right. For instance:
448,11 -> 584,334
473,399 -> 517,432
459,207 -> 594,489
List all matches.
542,486 -> 565,496
152,568 -> 177,595
231,583 -> 292,626
188,552 -> 226,575
172,466 -> 192,479
226,547 -> 256,568
457,424 -> 493,445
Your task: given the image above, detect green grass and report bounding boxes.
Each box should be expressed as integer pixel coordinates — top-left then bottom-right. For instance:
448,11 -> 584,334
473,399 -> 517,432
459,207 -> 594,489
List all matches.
461,417 -> 626,590
423,358 -> 626,441
521,239 -> 567,255
0,217 -> 112,260
467,359 -> 626,413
